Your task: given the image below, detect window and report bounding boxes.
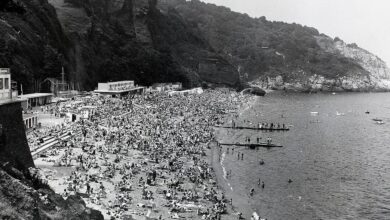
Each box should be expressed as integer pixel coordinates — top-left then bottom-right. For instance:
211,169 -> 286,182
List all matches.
4,78 -> 9,89
0,78 -> 3,90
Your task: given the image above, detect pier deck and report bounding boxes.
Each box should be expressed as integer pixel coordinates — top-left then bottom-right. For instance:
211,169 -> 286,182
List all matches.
219,142 -> 283,149
214,125 -> 289,131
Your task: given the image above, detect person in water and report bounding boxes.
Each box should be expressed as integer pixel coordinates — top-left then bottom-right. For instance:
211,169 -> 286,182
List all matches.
261,181 -> 265,189
250,188 -> 255,196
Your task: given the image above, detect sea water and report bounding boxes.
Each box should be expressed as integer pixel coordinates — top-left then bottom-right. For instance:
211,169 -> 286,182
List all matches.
217,92 -> 390,220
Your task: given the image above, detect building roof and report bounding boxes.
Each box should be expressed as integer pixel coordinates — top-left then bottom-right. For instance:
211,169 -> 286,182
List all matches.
18,93 -> 54,99
99,80 -> 134,85
23,113 -> 37,119
94,87 -> 145,94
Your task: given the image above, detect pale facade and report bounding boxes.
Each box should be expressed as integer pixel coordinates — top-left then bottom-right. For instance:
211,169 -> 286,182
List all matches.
98,81 -> 135,91
0,68 -> 12,100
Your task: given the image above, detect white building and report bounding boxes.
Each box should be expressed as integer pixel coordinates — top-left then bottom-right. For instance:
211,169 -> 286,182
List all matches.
0,68 -> 13,101
97,80 -> 135,91
95,80 -> 144,97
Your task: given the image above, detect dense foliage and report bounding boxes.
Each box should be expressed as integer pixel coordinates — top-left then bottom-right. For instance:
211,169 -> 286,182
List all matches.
165,0 -> 367,82
0,0 -> 70,93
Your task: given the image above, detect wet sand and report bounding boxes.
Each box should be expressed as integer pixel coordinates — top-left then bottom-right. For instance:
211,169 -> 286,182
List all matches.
212,96 -> 259,219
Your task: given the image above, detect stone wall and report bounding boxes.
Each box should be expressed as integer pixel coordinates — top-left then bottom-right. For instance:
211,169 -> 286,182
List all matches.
0,101 -> 34,170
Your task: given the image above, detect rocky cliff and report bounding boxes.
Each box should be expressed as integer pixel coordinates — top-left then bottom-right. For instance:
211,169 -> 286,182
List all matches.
47,0 -> 239,89
166,0 -> 390,92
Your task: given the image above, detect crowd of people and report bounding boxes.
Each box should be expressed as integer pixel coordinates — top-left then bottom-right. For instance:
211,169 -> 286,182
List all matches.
31,89 -> 253,219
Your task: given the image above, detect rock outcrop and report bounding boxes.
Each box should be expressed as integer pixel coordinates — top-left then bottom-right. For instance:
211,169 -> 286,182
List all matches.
0,167 -> 104,219
166,0 -> 390,92
0,99 -> 103,219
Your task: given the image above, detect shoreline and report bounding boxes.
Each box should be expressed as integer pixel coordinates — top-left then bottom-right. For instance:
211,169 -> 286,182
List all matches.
209,95 -> 259,219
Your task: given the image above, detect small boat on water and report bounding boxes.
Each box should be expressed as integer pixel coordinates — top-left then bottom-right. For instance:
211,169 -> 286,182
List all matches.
372,118 -> 383,122
336,111 -> 345,116
376,121 -> 385,125
310,112 -> 319,116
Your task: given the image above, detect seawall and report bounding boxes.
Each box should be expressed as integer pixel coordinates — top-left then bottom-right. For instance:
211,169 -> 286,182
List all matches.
0,101 -> 34,169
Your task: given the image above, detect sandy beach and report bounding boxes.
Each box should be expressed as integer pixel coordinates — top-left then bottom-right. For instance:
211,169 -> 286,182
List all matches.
29,89 -> 254,220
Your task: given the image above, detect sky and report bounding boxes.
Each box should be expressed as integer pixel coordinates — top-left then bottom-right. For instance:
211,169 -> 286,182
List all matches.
201,0 -> 390,66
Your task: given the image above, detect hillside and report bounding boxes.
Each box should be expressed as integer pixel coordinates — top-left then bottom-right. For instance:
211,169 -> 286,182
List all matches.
0,0 -> 389,91
164,0 -> 390,92
0,0 -> 239,92
0,0 -> 71,94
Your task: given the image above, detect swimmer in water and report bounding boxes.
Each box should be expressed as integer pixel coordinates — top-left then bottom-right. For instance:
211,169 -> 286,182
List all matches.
250,188 -> 255,196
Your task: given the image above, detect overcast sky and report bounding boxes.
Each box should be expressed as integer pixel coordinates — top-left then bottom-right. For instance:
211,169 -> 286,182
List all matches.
201,0 -> 390,66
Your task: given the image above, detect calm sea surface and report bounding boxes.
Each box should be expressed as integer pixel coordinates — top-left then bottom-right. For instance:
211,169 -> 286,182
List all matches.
217,92 -> 390,220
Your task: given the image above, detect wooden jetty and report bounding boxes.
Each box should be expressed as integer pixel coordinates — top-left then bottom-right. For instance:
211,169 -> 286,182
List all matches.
219,142 -> 283,149
215,125 -> 289,131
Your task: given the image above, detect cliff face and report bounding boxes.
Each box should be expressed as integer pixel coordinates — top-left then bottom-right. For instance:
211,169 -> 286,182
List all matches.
316,36 -> 390,91
47,0 -> 239,89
